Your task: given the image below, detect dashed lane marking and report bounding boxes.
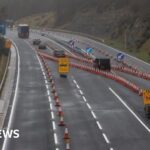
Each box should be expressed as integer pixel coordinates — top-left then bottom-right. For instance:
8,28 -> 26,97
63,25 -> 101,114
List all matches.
96,121 -> 103,130
109,87 -> 150,133
103,133 -> 110,144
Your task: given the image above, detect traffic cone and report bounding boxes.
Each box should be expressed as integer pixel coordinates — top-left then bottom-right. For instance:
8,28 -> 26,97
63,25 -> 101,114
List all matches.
51,86 -> 56,93
54,93 -> 58,100
55,98 -> 60,107
66,141 -> 71,150
64,127 -> 70,140
58,116 -> 65,126
58,107 -> 63,116
48,77 -> 53,82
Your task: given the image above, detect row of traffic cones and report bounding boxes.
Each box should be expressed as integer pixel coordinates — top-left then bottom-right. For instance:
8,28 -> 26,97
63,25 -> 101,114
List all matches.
39,55 -> 71,150
39,53 -> 142,96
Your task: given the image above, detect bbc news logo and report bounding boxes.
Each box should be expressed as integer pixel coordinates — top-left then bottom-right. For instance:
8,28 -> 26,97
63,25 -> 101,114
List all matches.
0,129 -> 20,139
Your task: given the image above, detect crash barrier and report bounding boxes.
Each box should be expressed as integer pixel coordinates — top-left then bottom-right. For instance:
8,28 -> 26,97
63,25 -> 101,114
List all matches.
0,49 -> 11,97
38,52 -> 142,96
39,56 -> 71,148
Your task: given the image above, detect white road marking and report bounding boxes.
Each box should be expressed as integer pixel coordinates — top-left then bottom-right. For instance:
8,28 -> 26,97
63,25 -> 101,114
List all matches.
91,111 -> 97,119
50,103 -> 53,110
86,103 -> 92,109
54,133 -> 58,144
45,80 -> 48,84
82,96 -> 87,102
51,112 -> 55,119
48,96 -> 52,102
25,40 -> 59,148
76,84 -> 80,89
46,85 -> 49,90
52,121 -> 56,130
79,90 -> 83,95
73,79 -> 77,84
103,133 -> 110,144
96,121 -> 103,130
109,87 -> 150,133
2,42 -> 20,150
110,148 -> 114,150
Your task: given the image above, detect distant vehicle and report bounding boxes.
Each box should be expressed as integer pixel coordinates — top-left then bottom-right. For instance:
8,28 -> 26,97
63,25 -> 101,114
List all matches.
41,33 -> 45,36
18,24 -> 29,38
38,43 -> 47,49
53,50 -> 65,57
0,21 -> 6,35
33,39 -> 41,45
93,58 -> 111,71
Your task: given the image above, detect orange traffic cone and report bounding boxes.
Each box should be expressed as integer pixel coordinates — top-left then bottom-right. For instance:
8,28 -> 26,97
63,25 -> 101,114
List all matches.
58,107 -> 63,116
58,116 -> 65,126
51,86 -> 56,93
54,93 -> 58,100
55,98 -> 60,107
64,127 -> 70,140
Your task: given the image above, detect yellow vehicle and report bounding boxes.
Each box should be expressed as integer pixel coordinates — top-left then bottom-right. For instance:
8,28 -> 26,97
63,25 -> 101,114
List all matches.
58,57 -> 70,77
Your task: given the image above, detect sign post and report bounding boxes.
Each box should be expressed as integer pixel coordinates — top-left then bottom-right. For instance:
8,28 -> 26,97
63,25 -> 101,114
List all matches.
58,57 -> 70,78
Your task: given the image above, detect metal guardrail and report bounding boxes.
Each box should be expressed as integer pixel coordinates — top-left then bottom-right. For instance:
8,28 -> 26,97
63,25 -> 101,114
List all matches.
0,50 -> 11,97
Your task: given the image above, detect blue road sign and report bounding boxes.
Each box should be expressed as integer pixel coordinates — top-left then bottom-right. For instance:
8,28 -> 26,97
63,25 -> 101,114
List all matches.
117,53 -> 125,61
86,47 -> 93,54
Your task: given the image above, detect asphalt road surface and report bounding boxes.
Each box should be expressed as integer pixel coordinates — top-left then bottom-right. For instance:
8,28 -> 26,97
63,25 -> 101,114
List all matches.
1,30 -> 150,150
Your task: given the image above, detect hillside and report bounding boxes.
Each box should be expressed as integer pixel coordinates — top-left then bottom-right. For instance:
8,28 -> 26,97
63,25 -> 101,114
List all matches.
1,0 -> 150,61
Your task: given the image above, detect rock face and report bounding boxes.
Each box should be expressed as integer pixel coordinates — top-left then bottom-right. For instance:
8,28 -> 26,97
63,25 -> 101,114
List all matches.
0,0 -> 150,49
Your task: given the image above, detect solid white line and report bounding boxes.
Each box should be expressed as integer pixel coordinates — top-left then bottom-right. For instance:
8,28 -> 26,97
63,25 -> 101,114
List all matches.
86,103 -> 92,110
96,121 -> 103,130
52,121 -> 56,130
109,87 -> 150,133
56,148 -> 59,150
110,148 -> 114,150
79,90 -> 83,95
82,96 -> 87,102
102,133 -> 110,144
2,42 -> 20,150
91,111 -> 97,119
54,133 -> 58,145
51,112 -> 55,119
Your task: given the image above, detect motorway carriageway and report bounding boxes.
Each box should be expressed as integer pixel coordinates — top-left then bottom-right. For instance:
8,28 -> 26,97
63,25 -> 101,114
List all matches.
1,30 -> 150,150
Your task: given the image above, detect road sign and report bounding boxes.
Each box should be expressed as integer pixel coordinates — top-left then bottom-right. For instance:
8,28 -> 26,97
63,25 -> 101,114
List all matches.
86,47 -> 93,54
143,90 -> 150,105
68,40 -> 75,48
117,53 -> 125,61
58,57 -> 70,74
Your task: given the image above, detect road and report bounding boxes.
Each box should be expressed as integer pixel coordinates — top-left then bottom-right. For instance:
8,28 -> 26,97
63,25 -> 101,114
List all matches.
1,29 -> 150,150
